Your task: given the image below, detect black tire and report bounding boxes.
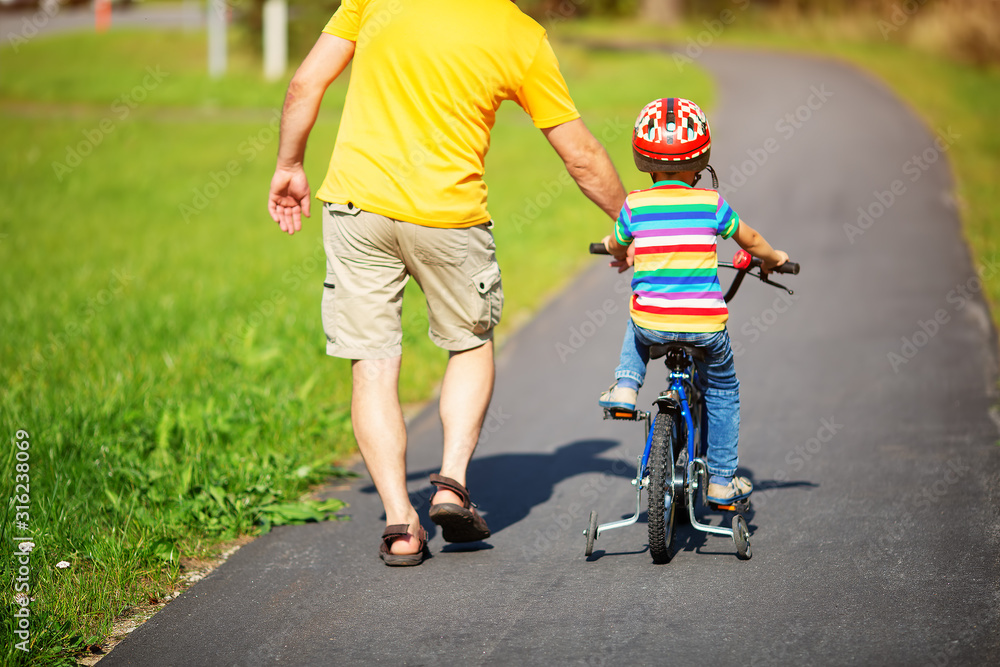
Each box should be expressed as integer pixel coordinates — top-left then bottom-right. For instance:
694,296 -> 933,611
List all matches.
585,510 -> 598,557
733,514 -> 752,560
648,412 -> 677,564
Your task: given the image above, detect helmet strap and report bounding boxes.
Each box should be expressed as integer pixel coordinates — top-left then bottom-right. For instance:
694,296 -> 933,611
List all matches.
692,166 -> 718,189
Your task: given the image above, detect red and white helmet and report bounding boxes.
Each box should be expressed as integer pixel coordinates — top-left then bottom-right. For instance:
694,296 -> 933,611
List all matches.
632,97 -> 712,173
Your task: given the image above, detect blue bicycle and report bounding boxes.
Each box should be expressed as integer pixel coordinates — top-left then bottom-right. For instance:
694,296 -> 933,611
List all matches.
584,246 -> 800,563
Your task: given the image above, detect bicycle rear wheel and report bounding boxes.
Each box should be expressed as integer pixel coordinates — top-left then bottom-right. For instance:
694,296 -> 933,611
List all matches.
648,411 -> 678,564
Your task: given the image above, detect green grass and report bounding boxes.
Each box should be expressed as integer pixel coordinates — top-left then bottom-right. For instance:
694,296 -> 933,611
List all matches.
0,28 -> 711,664
0,29 -> 294,109
551,16 -> 1000,330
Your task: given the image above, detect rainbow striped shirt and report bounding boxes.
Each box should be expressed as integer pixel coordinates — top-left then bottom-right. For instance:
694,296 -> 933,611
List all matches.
614,180 -> 740,333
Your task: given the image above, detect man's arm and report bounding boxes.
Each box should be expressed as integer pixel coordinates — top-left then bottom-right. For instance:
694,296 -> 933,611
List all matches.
269,33 -> 355,235
542,118 -> 627,221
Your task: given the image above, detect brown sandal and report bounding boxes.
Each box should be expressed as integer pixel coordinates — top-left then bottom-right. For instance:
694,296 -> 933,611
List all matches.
428,473 -> 491,542
379,524 -> 429,566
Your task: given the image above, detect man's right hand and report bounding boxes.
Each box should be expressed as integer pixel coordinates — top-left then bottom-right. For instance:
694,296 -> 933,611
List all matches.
268,165 -> 311,235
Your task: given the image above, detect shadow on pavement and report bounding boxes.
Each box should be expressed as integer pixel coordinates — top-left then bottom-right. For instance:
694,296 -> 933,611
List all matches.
585,468 -> 820,561
356,448 -> 819,546
358,438 -> 635,537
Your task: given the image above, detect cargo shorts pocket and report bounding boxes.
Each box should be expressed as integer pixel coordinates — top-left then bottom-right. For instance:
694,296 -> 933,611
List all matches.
470,262 -> 503,335
324,202 -> 364,258
326,202 -> 361,217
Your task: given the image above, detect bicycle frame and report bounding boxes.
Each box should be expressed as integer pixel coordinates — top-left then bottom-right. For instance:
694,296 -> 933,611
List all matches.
585,247 -> 797,559
642,373 -> 696,477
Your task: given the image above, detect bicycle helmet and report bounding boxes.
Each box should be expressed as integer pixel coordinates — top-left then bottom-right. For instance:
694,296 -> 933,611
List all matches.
632,97 -> 712,173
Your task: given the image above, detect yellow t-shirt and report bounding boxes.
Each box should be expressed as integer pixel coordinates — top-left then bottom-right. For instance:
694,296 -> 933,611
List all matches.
316,0 -> 580,228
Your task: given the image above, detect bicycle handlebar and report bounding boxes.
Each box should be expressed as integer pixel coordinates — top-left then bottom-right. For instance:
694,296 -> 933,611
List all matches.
719,256 -> 800,275
589,243 -> 800,301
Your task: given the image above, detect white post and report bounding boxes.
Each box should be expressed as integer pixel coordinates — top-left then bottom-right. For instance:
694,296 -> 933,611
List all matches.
207,0 -> 227,78
263,0 -> 288,82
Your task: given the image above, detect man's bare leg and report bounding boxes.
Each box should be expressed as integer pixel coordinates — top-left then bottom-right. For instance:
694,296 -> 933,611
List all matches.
432,340 -> 495,506
351,357 -> 421,555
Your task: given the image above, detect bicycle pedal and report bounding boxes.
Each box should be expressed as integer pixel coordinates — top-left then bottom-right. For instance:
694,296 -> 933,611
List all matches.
708,499 -> 750,514
603,407 -> 639,420
709,502 -> 737,512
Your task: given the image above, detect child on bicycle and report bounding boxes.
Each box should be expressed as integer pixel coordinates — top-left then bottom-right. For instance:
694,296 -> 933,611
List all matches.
599,97 -> 789,505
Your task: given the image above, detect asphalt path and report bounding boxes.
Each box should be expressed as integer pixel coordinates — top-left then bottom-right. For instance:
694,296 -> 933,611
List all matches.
101,47 -> 1000,665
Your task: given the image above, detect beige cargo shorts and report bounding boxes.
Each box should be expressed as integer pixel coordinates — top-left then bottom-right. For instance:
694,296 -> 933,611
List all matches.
321,202 -> 503,359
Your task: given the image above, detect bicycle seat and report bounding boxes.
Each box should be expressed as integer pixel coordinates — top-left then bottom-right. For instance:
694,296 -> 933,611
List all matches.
648,343 -> 705,361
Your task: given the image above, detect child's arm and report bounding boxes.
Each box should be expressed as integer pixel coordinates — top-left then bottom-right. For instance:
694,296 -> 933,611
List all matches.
732,221 -> 788,273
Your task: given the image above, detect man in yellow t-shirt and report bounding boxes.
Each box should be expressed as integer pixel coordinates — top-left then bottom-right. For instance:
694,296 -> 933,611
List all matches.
268,0 -> 626,566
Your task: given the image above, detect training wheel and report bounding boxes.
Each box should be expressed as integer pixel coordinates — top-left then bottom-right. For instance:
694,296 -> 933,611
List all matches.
732,514 -> 751,560
585,510 -> 598,557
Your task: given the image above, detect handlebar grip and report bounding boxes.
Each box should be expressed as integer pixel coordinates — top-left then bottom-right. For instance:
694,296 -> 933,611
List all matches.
590,242 -> 610,255
774,261 -> 800,275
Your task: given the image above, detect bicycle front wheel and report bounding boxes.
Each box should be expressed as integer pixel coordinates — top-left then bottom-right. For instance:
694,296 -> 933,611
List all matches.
647,411 -> 678,564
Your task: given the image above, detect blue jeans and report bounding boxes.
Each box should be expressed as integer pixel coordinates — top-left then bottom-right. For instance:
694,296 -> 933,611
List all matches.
614,321 -> 740,478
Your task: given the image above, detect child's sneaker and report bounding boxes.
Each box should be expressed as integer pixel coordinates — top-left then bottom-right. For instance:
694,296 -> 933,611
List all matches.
706,476 -> 753,504
598,382 -> 638,411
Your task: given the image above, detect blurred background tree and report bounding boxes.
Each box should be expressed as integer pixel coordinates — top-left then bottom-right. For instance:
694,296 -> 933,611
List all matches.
639,0 -> 681,24
682,0 -> 1000,67
228,0 -> 998,69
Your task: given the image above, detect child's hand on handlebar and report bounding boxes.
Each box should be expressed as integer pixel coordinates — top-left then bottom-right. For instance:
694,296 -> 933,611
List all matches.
602,235 -> 634,273
761,250 -> 790,276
